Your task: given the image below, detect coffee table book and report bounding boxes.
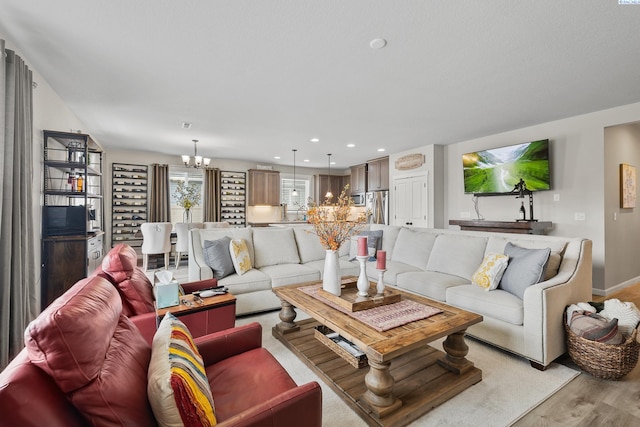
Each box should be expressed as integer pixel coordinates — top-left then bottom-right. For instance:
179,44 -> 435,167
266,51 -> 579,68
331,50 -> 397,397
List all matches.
317,277 -> 401,312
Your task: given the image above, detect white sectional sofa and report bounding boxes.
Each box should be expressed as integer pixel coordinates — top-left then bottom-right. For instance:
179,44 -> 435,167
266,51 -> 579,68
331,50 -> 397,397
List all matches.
188,224 -> 592,369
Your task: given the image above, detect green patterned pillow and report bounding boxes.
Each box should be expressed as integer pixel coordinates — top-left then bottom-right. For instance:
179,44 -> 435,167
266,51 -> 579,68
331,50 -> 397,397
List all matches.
148,312 -> 217,426
472,252 -> 509,291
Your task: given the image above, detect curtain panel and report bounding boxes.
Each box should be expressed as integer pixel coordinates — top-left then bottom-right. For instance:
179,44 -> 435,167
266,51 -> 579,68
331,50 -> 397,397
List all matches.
0,40 -> 36,369
203,168 -> 221,222
150,163 -> 170,222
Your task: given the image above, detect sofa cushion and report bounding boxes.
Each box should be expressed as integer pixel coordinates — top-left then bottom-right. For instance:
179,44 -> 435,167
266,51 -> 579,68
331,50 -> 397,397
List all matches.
99,243 -> 155,316
293,226 -> 326,263
446,284 -> 525,325
472,252 -> 509,291
348,234 -> 380,261
148,313 -> 217,426
259,264 -> 321,288
426,234 -> 487,280
365,259 -> 423,286
370,224 -> 402,258
203,237 -> 235,280
252,227 -> 301,268
206,347 -> 298,422
499,242 -> 550,299
485,236 -> 566,281
396,271 -> 470,301
25,276 -> 156,426
391,228 -> 437,269
197,227 -> 254,264
230,239 -> 252,275
217,268 -> 272,295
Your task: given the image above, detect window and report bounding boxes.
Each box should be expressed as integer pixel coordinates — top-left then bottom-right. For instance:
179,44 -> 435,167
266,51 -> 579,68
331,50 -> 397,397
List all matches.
169,167 -> 204,224
281,175 -> 310,213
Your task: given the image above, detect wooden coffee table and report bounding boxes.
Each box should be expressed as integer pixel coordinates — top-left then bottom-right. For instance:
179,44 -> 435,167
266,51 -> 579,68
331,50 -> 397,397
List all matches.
272,279 -> 483,427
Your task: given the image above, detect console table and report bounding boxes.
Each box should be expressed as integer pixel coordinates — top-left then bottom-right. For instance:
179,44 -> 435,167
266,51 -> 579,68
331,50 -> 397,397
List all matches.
449,220 -> 553,235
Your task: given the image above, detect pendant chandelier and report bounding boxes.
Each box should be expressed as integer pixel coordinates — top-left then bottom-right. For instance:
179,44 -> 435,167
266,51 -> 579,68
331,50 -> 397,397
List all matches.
291,149 -> 298,197
325,153 -> 333,199
181,139 -> 211,168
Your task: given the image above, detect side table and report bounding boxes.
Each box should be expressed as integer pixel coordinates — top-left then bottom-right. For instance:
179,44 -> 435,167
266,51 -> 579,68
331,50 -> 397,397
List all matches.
156,292 -> 236,338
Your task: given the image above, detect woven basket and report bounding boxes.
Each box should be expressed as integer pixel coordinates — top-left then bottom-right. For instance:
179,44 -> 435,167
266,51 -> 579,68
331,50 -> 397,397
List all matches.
564,314 -> 639,380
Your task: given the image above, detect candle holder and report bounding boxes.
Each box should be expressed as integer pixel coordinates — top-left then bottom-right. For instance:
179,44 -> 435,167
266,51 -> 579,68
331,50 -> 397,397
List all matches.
376,269 -> 386,295
356,255 -> 369,297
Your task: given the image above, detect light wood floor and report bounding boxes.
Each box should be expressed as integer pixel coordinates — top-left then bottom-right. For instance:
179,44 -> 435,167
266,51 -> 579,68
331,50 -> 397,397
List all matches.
513,284 -> 640,426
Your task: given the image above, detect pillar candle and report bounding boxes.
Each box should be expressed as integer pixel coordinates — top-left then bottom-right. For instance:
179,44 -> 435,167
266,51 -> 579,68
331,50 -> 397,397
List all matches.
357,236 -> 367,256
376,250 -> 386,269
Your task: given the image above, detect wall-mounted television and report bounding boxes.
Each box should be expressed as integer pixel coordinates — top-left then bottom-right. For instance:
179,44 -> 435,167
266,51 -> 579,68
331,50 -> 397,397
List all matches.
462,139 -> 550,195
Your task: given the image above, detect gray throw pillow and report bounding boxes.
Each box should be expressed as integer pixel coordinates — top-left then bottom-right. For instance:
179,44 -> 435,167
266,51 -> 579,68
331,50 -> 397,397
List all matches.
203,237 -> 235,280
348,235 -> 380,261
498,242 -> 551,299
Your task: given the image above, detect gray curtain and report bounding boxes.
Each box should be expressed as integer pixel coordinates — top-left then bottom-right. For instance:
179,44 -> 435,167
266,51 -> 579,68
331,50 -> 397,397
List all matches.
150,163 -> 170,222
0,40 -> 36,369
203,168 -> 221,222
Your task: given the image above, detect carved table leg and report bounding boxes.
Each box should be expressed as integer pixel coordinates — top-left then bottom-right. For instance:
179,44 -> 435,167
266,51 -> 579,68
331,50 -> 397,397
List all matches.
438,329 -> 475,374
359,358 -> 402,418
275,299 -> 299,334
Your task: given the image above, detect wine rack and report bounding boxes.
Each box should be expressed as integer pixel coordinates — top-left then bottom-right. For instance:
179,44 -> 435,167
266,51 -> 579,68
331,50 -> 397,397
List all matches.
220,171 -> 246,227
111,163 -> 148,253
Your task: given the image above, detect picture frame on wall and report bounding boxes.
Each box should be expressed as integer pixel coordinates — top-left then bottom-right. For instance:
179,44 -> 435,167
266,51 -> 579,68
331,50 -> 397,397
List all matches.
620,163 -> 636,209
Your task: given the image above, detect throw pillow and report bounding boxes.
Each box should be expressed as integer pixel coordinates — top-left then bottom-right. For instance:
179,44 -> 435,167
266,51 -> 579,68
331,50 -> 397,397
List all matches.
229,238 -> 252,276
148,312 -> 217,427
472,252 -> 509,291
498,242 -> 551,299
203,237 -> 235,280
348,235 -> 380,261
569,311 -> 624,345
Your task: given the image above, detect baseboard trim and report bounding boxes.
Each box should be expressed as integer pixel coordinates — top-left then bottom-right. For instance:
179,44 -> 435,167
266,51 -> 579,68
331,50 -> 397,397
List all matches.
592,276 -> 640,297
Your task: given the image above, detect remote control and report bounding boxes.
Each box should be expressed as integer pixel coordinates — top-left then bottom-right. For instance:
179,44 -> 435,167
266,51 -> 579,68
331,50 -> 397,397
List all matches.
199,290 -> 226,298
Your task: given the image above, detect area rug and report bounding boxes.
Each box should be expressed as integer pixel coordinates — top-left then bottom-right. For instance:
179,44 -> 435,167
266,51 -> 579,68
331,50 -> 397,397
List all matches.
237,310 -> 580,427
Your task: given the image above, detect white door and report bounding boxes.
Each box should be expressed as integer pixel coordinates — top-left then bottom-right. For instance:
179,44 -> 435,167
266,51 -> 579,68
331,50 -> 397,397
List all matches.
394,174 -> 427,227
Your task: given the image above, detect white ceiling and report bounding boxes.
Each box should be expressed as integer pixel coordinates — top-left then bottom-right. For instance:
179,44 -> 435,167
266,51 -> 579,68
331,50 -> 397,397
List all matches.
2,0 -> 640,169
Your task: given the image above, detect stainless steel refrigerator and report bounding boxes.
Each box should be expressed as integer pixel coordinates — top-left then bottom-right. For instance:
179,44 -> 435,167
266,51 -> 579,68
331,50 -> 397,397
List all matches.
366,191 -> 389,225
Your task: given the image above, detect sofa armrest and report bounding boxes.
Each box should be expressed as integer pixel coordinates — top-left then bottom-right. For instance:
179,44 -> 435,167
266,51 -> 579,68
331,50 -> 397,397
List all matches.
217,381 -> 322,427
195,322 -> 262,365
129,312 -> 158,346
181,278 -> 218,294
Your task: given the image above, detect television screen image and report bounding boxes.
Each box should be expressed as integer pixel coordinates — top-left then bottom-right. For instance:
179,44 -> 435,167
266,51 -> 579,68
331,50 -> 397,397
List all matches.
462,139 -> 550,194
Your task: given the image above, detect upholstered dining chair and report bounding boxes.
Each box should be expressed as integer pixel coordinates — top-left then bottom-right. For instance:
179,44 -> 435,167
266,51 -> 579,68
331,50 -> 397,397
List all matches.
174,222 -> 204,268
140,222 -> 172,271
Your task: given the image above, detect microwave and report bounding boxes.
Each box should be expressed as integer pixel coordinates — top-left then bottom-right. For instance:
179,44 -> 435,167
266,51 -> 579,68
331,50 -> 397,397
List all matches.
350,193 -> 366,206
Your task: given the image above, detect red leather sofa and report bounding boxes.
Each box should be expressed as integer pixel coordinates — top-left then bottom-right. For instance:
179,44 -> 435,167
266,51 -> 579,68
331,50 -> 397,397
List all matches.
0,271 -> 322,426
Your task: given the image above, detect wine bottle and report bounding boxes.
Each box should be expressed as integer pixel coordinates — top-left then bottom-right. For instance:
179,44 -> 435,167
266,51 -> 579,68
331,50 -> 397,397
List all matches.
519,202 -> 526,220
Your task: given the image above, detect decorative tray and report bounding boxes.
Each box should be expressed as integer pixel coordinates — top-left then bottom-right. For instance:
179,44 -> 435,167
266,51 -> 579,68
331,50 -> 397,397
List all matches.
317,278 -> 401,312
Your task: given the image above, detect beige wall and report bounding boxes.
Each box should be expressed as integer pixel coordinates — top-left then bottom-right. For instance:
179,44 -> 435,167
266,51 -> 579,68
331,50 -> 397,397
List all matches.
604,123 -> 640,292
444,102 -> 640,293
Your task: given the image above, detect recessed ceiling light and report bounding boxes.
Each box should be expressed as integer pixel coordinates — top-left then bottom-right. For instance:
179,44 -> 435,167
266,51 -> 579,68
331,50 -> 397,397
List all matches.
310,138 -> 319,143
370,38 -> 387,49
347,143 -> 355,148
304,159 -> 310,162
274,156 -> 281,159
377,148 -> 386,152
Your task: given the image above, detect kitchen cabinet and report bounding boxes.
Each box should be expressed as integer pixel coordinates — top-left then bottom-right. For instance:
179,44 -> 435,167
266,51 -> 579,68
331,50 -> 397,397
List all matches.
350,164 -> 367,194
366,157 -> 389,191
315,174 -> 346,202
248,169 -> 281,206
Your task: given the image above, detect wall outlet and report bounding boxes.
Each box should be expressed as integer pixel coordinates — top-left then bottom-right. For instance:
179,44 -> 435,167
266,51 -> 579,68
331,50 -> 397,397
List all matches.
460,211 -> 471,218
553,193 -> 560,202
574,212 -> 586,221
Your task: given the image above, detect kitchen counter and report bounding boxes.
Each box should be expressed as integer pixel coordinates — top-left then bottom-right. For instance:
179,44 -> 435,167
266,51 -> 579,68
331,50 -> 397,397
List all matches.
247,221 -> 309,227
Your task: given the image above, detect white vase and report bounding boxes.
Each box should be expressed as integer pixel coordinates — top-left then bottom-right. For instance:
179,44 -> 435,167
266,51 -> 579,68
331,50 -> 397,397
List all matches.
322,249 -> 341,296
